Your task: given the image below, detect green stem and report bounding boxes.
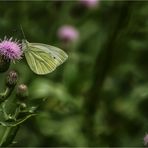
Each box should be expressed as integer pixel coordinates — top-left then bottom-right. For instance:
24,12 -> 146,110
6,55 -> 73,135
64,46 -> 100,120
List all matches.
83,1 -> 136,146
0,126 -> 19,147
0,127 -> 11,146
0,79 -> 18,146
0,87 -> 13,104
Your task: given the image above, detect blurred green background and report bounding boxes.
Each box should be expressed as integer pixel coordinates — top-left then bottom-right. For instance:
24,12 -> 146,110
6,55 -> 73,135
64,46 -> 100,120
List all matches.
0,0 -> 148,147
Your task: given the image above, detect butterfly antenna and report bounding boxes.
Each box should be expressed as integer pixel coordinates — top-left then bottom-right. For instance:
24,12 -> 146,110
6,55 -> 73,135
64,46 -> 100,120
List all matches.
20,24 -> 26,40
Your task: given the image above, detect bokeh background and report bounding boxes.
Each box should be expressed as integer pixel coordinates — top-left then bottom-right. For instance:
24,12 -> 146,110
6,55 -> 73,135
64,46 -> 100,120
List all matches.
0,0 -> 148,147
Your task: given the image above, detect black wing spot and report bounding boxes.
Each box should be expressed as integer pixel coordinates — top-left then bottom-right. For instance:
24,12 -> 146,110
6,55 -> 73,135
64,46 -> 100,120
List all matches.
53,56 -> 56,59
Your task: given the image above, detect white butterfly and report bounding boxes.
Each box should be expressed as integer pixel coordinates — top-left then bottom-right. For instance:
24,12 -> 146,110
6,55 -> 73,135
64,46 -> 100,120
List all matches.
22,40 -> 68,75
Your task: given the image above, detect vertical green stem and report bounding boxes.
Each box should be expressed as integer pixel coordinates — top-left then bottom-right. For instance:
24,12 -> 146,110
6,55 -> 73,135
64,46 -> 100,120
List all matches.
0,127 -> 11,146
83,1 -> 135,146
0,87 -> 14,104
0,79 -> 18,146
0,126 -> 19,147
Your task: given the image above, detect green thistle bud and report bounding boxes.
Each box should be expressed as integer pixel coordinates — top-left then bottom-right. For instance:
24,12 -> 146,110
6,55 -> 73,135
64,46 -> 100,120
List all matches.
16,84 -> 28,100
19,102 -> 27,110
0,54 -> 10,73
6,70 -> 18,88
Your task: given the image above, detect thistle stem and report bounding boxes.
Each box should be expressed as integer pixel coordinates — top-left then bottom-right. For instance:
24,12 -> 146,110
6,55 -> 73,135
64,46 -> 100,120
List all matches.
0,127 -> 11,146
0,126 -> 19,147
0,87 -> 14,104
0,77 -> 18,146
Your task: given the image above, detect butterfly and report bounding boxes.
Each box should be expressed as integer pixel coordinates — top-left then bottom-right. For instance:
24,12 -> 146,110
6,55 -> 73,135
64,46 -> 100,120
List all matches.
22,40 -> 68,75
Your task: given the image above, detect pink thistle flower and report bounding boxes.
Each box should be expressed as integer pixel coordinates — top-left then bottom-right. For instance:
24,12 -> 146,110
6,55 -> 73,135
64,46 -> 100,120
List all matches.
79,0 -> 99,8
144,133 -> 148,146
57,25 -> 79,42
0,37 -> 22,61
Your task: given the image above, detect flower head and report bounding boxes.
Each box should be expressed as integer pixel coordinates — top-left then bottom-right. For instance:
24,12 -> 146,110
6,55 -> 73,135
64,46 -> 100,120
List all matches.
57,25 -> 79,42
0,37 -> 22,61
79,0 -> 99,8
144,133 -> 148,146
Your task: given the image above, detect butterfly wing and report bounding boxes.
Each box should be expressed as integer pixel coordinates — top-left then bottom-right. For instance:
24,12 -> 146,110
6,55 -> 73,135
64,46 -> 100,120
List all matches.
23,41 -> 68,75
29,43 -> 68,66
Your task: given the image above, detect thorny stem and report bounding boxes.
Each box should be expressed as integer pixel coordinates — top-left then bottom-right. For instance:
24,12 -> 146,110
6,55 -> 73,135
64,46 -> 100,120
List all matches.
0,127 -> 11,146
0,87 -> 14,120
0,87 -> 14,103
0,84 -> 17,146
0,126 -> 19,147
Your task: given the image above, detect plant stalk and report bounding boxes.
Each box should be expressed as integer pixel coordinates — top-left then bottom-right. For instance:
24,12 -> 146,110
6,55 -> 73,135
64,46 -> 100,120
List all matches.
0,126 -> 19,147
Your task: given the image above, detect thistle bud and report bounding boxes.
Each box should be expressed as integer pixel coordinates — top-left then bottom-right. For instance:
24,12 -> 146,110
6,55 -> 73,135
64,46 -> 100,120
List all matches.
16,84 -> 28,100
6,70 -> 18,88
19,102 -> 27,110
0,54 -> 10,72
